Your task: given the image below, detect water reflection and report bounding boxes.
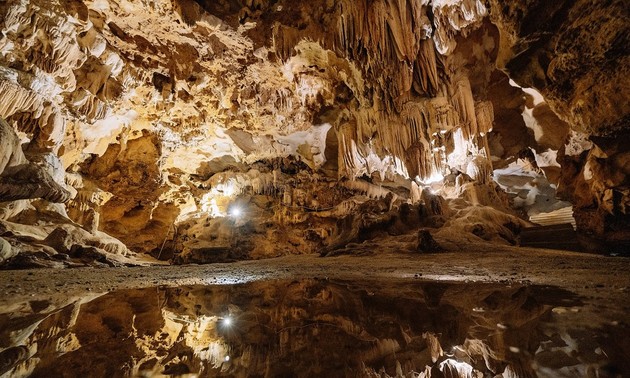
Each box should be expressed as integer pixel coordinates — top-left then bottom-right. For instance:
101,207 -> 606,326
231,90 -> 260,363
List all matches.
0,279 -> 626,377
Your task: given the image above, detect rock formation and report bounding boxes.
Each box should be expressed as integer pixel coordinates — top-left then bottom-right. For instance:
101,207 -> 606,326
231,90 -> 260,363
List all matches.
0,0 -> 628,266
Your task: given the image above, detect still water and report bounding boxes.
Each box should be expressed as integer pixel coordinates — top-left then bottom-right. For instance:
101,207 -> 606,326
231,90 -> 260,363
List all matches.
0,279 -> 627,377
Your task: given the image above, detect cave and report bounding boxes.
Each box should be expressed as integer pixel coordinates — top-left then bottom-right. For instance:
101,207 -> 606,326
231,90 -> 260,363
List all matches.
0,0 -> 629,376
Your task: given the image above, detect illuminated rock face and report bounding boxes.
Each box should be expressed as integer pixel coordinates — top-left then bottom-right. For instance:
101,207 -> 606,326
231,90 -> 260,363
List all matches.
0,0 -> 628,263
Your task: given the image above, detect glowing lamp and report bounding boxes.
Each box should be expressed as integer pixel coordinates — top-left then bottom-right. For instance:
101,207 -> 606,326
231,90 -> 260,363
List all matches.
222,317 -> 233,327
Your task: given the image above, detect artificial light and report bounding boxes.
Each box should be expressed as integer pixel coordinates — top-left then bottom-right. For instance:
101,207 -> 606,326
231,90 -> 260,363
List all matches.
222,317 -> 233,327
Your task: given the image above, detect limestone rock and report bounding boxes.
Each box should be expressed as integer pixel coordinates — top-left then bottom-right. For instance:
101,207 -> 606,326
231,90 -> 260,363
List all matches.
0,119 -> 71,203
0,237 -> 16,263
487,0 -> 629,137
416,229 -> 444,253
0,0 -> 626,260
43,226 -> 89,254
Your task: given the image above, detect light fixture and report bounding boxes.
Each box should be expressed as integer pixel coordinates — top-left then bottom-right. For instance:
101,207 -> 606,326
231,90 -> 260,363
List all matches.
221,316 -> 233,327
229,207 -> 241,218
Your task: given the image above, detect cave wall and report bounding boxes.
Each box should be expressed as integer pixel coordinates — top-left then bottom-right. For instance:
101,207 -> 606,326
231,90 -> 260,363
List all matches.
0,0 -> 628,260
487,0 -> 630,248
488,0 -> 629,137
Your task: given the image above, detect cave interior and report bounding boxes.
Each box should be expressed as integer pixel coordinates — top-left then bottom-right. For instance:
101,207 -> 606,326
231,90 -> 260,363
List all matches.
0,0 -> 629,377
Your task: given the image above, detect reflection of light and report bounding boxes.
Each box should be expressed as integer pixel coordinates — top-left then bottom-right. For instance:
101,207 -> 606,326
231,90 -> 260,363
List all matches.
224,356 -> 230,362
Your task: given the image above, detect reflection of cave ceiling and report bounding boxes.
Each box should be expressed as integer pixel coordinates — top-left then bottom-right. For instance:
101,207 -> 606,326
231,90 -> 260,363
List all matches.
0,0 -> 628,261
4,279 -> 622,377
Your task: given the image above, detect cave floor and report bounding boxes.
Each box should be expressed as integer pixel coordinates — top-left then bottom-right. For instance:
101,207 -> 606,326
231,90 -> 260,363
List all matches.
1,246 -> 629,376
2,246 -> 629,328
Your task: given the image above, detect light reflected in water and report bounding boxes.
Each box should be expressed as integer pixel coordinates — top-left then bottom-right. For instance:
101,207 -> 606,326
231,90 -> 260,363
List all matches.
0,279 -> 627,377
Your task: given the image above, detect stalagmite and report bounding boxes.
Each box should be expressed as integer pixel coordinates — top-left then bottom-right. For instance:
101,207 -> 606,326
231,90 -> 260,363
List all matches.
410,181 -> 422,204
466,155 -> 493,184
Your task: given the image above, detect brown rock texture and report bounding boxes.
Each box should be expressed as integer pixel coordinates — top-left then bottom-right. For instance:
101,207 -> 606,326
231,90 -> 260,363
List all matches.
0,0 -> 628,264
487,0 -> 629,138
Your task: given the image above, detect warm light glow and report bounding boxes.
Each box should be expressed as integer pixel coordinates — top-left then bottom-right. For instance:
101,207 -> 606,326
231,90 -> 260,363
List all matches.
427,171 -> 445,184
197,179 -> 243,219
220,181 -> 237,197
200,195 -> 224,217
416,171 -> 444,185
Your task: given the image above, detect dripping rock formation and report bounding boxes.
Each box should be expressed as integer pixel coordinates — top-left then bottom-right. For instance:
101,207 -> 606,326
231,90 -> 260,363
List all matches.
0,0 -> 629,375
0,0 -> 626,265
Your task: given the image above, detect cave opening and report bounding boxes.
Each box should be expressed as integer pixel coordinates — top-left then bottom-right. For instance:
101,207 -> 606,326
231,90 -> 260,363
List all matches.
0,0 -> 628,376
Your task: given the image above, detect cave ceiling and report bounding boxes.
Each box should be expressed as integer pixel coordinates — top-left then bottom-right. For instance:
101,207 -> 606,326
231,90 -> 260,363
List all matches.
0,0 -> 628,261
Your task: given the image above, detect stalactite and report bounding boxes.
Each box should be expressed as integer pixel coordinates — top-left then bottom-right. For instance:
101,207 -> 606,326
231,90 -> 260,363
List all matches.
68,189 -> 98,213
405,141 -> 433,180
333,0 -> 437,111
342,180 -> 393,200
272,24 -> 302,62
474,100 -> 494,159
3,1 -> 87,87
430,97 -> 460,134
432,0 -> 487,55
450,73 -> 478,140
9,105 -> 67,153
413,38 -> 440,97
270,0 -> 493,184
337,122 -> 360,178
474,101 -> 494,135
0,80 -> 44,120
358,338 -> 400,363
